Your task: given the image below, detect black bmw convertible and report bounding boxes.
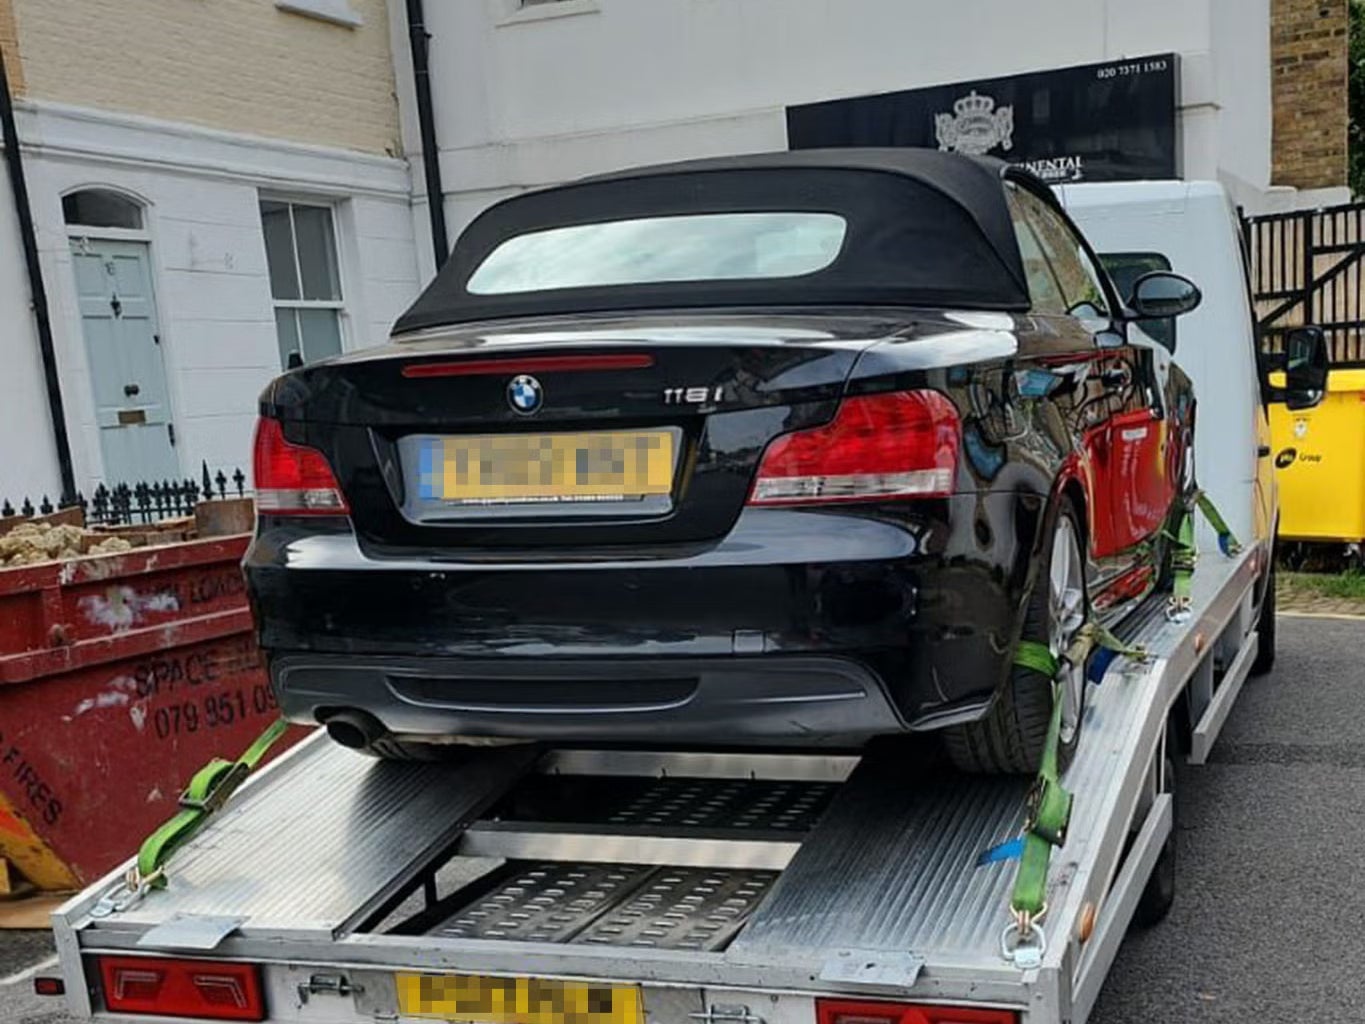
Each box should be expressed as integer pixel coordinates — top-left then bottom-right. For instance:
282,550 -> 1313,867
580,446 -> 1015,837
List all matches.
244,149 -> 1202,773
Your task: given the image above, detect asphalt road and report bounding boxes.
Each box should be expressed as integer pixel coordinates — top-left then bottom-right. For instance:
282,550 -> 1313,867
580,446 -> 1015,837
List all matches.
0,614 -> 1358,1023
1091,613 -> 1365,1023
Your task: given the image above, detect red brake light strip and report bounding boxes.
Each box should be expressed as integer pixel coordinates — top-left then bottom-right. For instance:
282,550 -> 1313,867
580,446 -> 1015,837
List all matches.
402,354 -> 655,378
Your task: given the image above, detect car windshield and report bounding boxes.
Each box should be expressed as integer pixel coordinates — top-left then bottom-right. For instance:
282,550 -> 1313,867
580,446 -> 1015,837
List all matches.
466,212 -> 848,294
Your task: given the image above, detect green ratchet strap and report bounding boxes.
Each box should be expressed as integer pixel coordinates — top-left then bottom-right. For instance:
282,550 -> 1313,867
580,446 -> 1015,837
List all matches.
1012,638 -> 1058,678
1170,506 -> 1197,611
1169,489 -> 1241,619
1007,624 -> 1147,921
997,627 -> 1153,963
135,717 -> 290,886
1009,640 -> 1071,920
1195,490 -> 1242,557
1084,619 -> 1149,663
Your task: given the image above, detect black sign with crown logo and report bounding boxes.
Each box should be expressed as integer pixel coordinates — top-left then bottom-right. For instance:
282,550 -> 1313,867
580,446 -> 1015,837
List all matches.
787,53 -> 1179,184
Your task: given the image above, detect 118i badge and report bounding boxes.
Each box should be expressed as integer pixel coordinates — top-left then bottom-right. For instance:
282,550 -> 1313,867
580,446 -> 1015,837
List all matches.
663,385 -> 725,405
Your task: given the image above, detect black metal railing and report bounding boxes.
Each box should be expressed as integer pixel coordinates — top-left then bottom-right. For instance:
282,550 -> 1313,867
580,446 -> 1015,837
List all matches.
3,462 -> 249,528
1244,200 -> 1365,366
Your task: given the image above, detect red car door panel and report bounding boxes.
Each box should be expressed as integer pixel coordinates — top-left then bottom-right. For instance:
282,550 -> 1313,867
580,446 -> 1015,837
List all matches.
1109,407 -> 1170,549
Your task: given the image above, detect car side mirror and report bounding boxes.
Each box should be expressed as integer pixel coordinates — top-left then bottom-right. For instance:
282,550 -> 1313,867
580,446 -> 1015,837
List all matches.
1269,326 -> 1329,410
1126,271 -> 1202,320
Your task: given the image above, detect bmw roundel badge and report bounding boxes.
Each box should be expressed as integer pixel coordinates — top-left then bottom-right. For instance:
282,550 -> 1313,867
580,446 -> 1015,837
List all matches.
507,374 -> 543,415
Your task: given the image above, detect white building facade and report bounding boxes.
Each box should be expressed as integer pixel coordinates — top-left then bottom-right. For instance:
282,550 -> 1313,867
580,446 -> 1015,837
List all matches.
0,0 -> 422,504
0,0 -> 1348,502
396,0 -> 1348,278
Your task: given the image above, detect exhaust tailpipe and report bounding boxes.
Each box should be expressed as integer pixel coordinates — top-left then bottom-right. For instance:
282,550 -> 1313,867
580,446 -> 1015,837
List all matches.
324,710 -> 386,751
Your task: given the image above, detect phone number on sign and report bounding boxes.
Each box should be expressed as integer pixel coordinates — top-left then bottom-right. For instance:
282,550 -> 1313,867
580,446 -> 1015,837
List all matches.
1096,57 -> 1169,79
154,684 -> 279,741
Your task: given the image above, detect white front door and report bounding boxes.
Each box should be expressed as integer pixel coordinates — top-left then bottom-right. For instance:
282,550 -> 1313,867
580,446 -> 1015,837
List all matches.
70,237 -> 179,484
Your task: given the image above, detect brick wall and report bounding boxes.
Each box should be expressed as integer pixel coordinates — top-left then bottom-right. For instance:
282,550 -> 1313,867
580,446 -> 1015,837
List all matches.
0,0 -> 22,95
10,0 -> 398,155
1272,0 -> 1349,188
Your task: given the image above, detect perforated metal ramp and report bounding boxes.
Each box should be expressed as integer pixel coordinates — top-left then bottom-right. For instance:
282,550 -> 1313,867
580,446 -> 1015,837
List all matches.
491,775 -> 836,832
424,763 -> 827,949
431,862 -> 653,944
577,865 -> 778,949
429,861 -> 778,951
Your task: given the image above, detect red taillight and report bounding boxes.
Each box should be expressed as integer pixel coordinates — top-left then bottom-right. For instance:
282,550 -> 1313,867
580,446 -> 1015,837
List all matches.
748,390 -> 960,506
98,956 -> 265,1021
252,417 -> 349,515
817,998 -> 1016,1024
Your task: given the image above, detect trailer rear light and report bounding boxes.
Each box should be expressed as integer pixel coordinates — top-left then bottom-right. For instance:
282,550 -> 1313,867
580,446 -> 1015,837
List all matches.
33,975 -> 64,997
252,417 -> 349,515
817,998 -> 1016,1024
98,956 -> 265,1021
749,390 -> 960,505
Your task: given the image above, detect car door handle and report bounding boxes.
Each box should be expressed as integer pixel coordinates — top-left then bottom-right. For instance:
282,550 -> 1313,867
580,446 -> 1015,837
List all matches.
124,383 -> 141,397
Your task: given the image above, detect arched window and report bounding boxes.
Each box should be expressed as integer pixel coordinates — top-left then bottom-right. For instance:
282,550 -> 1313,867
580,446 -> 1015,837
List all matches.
62,189 -> 143,231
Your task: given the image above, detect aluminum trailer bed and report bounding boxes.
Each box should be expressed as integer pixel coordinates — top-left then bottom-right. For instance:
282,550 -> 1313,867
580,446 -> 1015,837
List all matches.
52,545 -> 1261,1024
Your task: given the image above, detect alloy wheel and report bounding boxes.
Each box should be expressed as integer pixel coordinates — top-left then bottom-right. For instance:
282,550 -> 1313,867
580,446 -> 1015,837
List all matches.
1049,515 -> 1087,745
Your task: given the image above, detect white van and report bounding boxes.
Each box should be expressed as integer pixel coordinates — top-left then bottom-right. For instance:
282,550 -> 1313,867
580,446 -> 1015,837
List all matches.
1062,181 -> 1288,669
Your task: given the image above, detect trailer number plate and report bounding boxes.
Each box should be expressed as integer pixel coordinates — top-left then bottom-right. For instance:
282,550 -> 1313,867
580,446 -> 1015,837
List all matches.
396,973 -> 643,1024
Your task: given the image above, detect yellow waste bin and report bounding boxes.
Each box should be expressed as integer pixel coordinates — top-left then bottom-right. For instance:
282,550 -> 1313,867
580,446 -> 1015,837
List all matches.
1269,368 -> 1365,542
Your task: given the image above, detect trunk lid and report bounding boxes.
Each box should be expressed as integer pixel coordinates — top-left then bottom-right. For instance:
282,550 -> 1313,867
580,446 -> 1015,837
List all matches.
266,312 -> 903,549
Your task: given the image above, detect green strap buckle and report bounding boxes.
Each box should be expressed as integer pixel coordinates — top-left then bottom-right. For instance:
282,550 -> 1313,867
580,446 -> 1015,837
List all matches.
136,717 -> 290,886
178,760 -> 250,814
1083,620 -> 1149,663
1026,776 -> 1073,846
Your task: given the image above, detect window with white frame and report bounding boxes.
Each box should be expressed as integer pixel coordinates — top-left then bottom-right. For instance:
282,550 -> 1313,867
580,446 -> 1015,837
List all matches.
260,199 -> 345,368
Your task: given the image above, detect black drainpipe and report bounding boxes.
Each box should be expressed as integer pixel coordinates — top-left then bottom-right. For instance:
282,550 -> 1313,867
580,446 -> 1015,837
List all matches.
404,0 -> 450,269
0,46 -> 76,504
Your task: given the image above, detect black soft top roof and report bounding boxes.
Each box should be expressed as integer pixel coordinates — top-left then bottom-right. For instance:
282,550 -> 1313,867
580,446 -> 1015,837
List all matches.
394,148 -> 1034,335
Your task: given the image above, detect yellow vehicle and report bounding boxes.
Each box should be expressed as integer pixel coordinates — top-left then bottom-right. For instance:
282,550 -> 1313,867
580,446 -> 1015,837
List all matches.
1269,368 -> 1365,546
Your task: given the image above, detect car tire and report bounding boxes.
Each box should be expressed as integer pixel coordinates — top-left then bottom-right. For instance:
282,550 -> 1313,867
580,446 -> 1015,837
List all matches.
944,502 -> 1088,775
1131,750 -> 1178,928
1250,563 -> 1276,676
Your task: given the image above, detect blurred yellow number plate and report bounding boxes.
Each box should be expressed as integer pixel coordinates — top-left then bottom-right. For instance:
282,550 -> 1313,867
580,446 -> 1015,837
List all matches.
396,973 -> 642,1024
428,430 -> 674,504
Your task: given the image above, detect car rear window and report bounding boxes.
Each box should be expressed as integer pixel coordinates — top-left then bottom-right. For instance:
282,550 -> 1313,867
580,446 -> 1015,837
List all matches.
395,162 -> 1033,334
466,212 -> 849,295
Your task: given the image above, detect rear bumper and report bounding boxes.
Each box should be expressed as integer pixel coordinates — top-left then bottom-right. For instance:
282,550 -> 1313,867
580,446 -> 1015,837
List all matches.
272,653 -> 911,747
246,500 -> 1034,743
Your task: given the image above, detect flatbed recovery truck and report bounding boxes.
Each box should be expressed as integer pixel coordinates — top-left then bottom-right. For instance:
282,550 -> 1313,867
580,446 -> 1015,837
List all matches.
46,181 -> 1293,1023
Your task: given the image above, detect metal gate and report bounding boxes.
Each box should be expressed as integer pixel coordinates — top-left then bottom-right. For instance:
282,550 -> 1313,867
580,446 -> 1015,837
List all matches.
1244,201 -> 1365,365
